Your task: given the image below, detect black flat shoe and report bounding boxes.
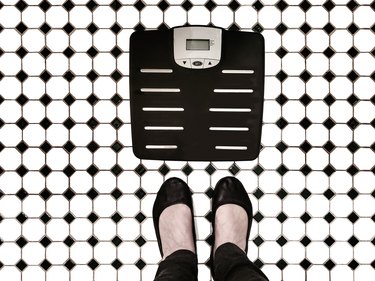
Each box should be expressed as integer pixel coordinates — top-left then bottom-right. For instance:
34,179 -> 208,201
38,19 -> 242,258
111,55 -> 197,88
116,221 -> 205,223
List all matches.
210,176 -> 253,277
153,177 -> 197,257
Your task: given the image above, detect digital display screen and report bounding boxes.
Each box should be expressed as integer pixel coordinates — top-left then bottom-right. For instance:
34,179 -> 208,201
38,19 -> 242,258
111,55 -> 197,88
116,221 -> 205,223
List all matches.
186,39 -> 210,50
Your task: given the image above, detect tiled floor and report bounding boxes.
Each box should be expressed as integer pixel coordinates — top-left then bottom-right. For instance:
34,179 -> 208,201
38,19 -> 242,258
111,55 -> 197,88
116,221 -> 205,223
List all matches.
0,0 -> 375,281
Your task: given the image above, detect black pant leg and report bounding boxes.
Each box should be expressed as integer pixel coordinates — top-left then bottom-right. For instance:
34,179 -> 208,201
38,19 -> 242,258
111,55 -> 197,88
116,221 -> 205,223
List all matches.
213,242 -> 269,281
154,249 -> 198,281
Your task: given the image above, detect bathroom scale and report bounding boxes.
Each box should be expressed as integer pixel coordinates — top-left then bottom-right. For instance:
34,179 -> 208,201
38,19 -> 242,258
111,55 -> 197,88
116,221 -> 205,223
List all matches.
129,25 -> 265,161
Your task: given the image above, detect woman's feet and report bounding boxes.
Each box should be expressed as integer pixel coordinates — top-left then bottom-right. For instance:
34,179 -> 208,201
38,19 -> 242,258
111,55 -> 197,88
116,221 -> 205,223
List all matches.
153,178 -> 196,259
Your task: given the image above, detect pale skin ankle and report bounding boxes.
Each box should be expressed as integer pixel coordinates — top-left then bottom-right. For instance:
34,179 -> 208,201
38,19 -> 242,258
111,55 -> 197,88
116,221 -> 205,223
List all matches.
213,204 -> 248,256
159,204 -> 195,260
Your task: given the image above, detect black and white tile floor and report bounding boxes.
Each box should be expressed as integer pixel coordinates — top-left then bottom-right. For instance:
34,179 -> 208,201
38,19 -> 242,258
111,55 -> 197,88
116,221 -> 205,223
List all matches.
0,0 -> 375,280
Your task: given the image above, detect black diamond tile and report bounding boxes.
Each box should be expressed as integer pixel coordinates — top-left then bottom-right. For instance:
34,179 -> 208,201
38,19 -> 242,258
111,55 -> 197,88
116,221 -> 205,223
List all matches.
40,188 -> 52,200
65,259 -> 76,270
39,93 -> 52,106
158,23 -> 170,31
111,259 -> 123,269
111,188 -> 122,200
134,23 -> 145,31
110,0 -> 122,11
87,23 -> 99,34
323,93 -> 335,106
276,0 -> 288,11
87,188 -> 99,200
250,23 -> 263,34
111,212 -> 122,223
86,141 -> 99,153
347,23 -> 359,35
347,0 -> 359,11
39,165 -> 52,177
63,141 -> 75,153
276,141 -> 287,153
347,141 -> 359,153
87,212 -> 99,223
16,188 -> 28,200
301,236 -> 311,246
16,259 -> 27,271
276,259 -> 287,270
16,165 -> 28,177
277,212 -> 287,223
229,0 -> 240,11
86,117 -> 99,129
299,0 -> 312,11
323,187 -> 335,200
40,141 -> 52,153
112,236 -> 122,246
323,47 -> 335,59
205,0 -> 217,11
134,0 -> 145,11
347,117 -> 359,130
63,117 -> 76,129
323,141 -> 335,153
253,164 -> 264,175
110,141 -> 123,152
16,47 -> 28,59
40,47 -> 52,58
135,188 -> 146,199
276,23 -> 287,35
110,23 -> 122,35
300,212 -> 311,223
276,117 -> 288,129
63,188 -> 76,200
16,70 -> 28,82
347,188 -> 359,199
111,70 -> 123,82
323,117 -> 336,129
347,164 -> 359,176
299,117 -> 312,129
323,23 -> 335,35
111,164 -> 123,176
135,259 -> 146,270
87,164 -> 99,176
63,70 -> 75,82
276,70 -> 288,82
64,213 -> 75,224
323,0 -> 335,11
324,259 -> 336,270
323,164 -> 336,176
86,0 -> 98,11
86,93 -> 99,105
15,0 -> 28,11
111,117 -> 124,129
111,93 -> 123,105
299,70 -> 312,82
40,70 -> 52,82
87,46 -> 99,58
182,164 -> 193,175
87,259 -> 99,270
16,21 -> 27,34
63,0 -> 75,11
347,46 -> 359,58
135,236 -> 146,246
40,236 -> 52,247
300,188 -> 311,199
348,212 -> 359,223
135,164 -> 147,176
324,212 -> 335,223
110,46 -> 122,59
63,236 -> 75,247
299,93 -> 312,106
300,258 -> 312,270
16,117 -> 29,130
39,0 -> 51,11
254,235 -> 264,246
253,188 -> 264,199
40,22 -> 52,34
276,188 -> 287,199
205,187 -> 214,199
158,163 -> 170,176
182,0 -> 193,11
276,93 -> 288,105
324,235 -> 335,246
16,141 -> 28,153
348,259 -> 359,269
252,0 -> 264,11
135,212 -> 146,222
229,163 -> 240,175
86,70 -> 99,82
347,93 -> 359,106
276,47 -> 288,58
63,164 -> 76,177
300,23 -> 312,34
63,93 -> 75,105
300,47 -> 312,58
16,212 -> 27,223
277,236 -> 287,247
205,163 -> 216,175
253,211 -> 264,222
277,164 -> 289,176
40,212 -> 51,224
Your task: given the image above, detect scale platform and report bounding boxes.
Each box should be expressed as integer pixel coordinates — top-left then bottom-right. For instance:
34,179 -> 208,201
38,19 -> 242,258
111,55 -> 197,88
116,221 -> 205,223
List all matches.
129,25 -> 265,161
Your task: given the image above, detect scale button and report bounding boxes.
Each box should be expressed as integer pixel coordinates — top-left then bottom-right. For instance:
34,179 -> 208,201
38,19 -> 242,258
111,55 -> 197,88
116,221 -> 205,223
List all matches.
191,59 -> 204,68
176,59 -> 191,68
204,59 -> 218,68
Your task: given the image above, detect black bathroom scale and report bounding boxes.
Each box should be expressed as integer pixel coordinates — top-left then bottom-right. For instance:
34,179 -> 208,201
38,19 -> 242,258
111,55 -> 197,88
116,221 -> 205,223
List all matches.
129,25 -> 265,161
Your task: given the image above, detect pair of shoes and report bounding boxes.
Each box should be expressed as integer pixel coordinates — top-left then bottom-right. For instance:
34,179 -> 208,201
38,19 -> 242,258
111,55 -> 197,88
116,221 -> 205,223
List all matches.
152,176 -> 253,269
